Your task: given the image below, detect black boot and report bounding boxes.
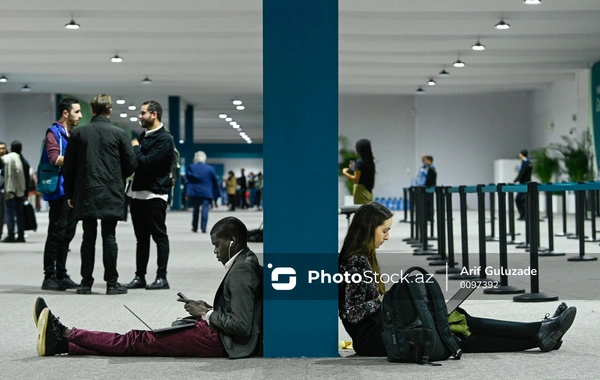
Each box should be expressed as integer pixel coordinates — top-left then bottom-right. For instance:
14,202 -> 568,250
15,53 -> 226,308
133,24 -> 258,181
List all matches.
536,306 -> 577,352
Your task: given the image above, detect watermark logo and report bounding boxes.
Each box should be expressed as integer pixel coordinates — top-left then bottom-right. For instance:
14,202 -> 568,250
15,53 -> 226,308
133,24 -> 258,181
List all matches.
267,263 -> 297,291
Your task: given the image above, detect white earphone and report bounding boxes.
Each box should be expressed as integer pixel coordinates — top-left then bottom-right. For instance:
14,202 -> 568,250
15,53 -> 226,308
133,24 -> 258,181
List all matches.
229,241 -> 234,247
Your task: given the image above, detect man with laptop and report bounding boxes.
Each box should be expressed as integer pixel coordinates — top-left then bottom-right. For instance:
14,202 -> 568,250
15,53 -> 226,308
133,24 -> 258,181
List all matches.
34,217 -> 263,359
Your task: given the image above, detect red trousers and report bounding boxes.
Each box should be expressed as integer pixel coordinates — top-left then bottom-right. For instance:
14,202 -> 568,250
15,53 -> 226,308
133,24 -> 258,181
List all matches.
68,320 -> 226,357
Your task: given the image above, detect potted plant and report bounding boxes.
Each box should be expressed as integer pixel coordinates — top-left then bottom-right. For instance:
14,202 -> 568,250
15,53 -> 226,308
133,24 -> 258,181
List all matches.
553,129 -> 594,182
338,136 -> 358,195
531,147 -> 560,183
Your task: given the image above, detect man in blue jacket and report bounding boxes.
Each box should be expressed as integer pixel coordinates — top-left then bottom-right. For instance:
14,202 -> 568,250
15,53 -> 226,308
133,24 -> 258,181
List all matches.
125,101 -> 175,291
185,151 -> 220,233
41,98 -> 82,291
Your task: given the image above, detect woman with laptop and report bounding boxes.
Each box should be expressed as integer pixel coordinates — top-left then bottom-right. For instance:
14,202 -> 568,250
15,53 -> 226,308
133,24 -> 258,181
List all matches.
338,202 -> 577,356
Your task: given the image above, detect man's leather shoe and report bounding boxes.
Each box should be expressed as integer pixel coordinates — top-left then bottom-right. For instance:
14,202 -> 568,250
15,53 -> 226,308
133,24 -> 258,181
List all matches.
1,236 -> 15,243
33,297 -> 48,326
76,286 -> 92,295
58,276 -> 80,289
536,306 -> 576,352
146,278 -> 170,290
125,276 -> 147,289
106,283 -> 128,295
41,278 -> 67,291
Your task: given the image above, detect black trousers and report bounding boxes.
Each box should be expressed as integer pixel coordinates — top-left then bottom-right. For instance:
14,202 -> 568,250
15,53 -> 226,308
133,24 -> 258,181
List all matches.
228,192 -> 236,210
457,315 -> 541,353
43,197 -> 77,279
80,219 -> 119,287
516,192 -> 526,219
130,198 -> 169,279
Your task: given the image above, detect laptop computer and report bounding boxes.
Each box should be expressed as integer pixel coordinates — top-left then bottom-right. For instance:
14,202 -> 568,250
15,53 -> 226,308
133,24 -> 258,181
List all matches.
445,287 -> 477,315
123,305 -> 196,333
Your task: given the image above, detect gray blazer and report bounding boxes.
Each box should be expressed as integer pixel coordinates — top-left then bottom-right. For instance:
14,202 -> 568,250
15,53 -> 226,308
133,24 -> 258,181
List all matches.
209,248 -> 263,358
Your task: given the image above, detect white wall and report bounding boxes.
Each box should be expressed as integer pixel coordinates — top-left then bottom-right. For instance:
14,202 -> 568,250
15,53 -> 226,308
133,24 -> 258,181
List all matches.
338,94 -> 416,200
415,92 -> 533,187
0,93 -> 55,163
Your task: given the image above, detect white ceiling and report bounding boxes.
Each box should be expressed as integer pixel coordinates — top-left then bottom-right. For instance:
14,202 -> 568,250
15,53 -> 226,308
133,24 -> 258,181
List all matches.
0,0 -> 599,143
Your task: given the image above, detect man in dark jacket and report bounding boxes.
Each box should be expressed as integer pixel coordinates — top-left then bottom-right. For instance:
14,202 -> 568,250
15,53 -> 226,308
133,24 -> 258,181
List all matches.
63,94 -> 137,295
514,149 -> 533,220
185,150 -> 220,234
35,216 -> 263,359
124,100 -> 175,291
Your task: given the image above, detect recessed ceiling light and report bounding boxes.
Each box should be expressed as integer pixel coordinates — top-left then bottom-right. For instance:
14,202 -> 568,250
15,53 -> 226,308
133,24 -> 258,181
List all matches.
110,54 -> 123,63
427,79 -> 436,86
495,20 -> 511,30
0,76 -> 7,83
472,41 -> 485,51
230,121 -> 237,126
141,77 -> 152,84
233,125 -> 240,129
128,105 -> 136,111
225,117 -> 232,122
65,19 -> 80,30
439,69 -> 450,77
246,141 -> 252,144
236,105 -> 245,110
21,84 -> 31,92
453,58 -> 465,68
179,140 -> 185,144
120,113 -> 127,118
130,117 -> 138,122
219,114 -> 227,119
416,87 -> 425,93
232,99 -> 242,106
116,98 -> 126,105
524,0 -> 541,4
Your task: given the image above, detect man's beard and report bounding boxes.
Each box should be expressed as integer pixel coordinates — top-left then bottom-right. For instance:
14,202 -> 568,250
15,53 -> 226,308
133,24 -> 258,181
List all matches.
141,119 -> 153,129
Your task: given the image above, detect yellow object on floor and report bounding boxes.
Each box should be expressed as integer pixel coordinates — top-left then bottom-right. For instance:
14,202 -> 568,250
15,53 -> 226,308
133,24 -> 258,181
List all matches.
338,340 -> 354,350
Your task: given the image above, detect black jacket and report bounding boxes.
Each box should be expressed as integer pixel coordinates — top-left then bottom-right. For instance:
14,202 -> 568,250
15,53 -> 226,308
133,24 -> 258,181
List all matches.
514,159 -> 532,184
131,126 -> 174,195
63,115 -> 137,220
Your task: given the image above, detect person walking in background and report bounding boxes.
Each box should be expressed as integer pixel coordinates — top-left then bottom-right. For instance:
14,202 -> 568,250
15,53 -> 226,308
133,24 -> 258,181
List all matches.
226,171 -> 238,211
254,172 -> 263,211
0,141 -> 6,240
247,172 -> 256,208
41,98 -> 82,291
185,151 -> 220,233
125,100 -> 175,291
414,155 -> 428,186
1,140 -> 30,243
342,138 -> 375,205
237,168 -> 248,209
63,94 -> 138,295
514,149 -> 532,221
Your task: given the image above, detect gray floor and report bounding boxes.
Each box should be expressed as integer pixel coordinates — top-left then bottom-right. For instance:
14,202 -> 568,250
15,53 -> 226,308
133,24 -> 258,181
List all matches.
1,207 -> 598,380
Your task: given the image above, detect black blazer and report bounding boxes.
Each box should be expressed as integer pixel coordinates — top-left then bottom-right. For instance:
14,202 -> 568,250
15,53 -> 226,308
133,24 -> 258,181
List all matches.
514,159 -> 532,184
209,248 -> 263,359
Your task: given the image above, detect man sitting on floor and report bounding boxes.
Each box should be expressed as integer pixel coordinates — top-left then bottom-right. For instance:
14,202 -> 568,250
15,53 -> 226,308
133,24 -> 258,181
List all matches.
34,216 -> 263,359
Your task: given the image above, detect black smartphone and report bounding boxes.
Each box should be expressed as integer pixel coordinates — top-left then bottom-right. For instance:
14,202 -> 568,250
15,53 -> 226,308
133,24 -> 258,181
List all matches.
177,292 -> 188,300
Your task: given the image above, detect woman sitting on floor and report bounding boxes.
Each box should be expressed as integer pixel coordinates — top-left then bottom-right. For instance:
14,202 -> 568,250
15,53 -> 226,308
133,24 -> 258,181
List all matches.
338,201 -> 576,356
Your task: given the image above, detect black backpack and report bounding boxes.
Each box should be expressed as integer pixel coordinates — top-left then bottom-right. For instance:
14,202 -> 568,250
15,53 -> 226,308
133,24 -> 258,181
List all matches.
247,223 -> 263,243
380,266 -> 462,365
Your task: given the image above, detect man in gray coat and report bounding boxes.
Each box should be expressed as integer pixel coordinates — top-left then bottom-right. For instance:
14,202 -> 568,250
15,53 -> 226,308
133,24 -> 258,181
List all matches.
63,94 -> 137,295
34,216 -> 263,359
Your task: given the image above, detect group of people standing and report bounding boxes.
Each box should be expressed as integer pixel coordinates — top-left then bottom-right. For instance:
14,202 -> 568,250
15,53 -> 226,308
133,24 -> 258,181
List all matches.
36,95 -> 176,294
225,169 -> 263,211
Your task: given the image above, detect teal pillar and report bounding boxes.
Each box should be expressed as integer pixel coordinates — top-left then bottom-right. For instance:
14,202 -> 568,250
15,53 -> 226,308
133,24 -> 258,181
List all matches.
263,0 -> 339,357
168,96 -> 182,210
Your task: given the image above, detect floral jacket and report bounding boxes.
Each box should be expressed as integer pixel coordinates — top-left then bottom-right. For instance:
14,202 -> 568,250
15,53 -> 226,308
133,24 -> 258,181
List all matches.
339,254 -> 381,324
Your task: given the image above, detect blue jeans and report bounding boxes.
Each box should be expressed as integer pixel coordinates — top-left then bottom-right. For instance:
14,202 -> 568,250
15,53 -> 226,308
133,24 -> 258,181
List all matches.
5,197 -> 25,239
190,197 -> 211,232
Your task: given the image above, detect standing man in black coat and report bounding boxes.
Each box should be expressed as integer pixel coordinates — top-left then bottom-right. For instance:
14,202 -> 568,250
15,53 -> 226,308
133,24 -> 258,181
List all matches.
63,94 -> 137,295
124,101 -> 175,291
514,149 -> 533,220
